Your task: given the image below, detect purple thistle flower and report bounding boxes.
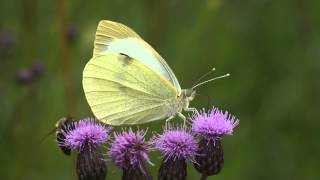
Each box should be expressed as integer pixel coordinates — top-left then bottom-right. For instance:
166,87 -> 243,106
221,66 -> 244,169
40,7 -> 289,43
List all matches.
191,107 -> 239,139
109,129 -> 152,180
153,127 -> 198,162
153,127 -> 198,180
59,117 -> 110,180
63,117 -> 111,152
191,107 -> 239,178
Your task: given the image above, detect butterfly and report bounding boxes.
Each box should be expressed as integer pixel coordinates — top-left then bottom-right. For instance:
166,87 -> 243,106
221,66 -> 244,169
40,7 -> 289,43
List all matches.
82,20 -> 229,126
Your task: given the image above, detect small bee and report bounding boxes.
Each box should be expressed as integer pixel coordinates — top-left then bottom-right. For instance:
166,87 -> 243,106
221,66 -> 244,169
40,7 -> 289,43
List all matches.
55,117 -> 75,155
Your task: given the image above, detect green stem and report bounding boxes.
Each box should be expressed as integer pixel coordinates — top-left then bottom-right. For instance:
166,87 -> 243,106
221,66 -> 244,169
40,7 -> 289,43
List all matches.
200,174 -> 208,180
57,0 -> 75,115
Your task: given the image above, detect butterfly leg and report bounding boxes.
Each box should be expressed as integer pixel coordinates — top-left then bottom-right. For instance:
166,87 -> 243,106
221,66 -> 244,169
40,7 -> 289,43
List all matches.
177,112 -> 189,127
165,116 -> 175,129
184,107 -> 198,114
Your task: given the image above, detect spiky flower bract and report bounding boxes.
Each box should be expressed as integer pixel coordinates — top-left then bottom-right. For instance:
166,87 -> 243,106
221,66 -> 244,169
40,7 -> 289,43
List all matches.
159,158 -> 187,180
191,107 -> 239,139
195,138 -> 224,177
76,142 -> 107,180
109,129 -> 152,180
153,127 -> 198,180
63,117 -> 111,151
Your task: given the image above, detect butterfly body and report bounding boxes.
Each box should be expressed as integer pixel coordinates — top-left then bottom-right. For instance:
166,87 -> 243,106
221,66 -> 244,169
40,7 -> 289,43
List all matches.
83,20 -> 196,126
165,89 -> 196,117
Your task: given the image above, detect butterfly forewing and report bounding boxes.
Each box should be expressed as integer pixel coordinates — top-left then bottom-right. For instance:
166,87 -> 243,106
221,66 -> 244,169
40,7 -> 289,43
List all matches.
93,20 -> 182,95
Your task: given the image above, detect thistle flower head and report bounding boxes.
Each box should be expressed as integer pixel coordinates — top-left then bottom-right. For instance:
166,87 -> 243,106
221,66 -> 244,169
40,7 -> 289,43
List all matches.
109,129 -> 151,170
63,117 -> 111,152
152,127 -> 198,162
191,107 -> 239,139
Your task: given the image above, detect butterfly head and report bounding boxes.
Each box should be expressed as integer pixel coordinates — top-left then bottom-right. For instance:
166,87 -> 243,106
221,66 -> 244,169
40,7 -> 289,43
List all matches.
179,69 -> 230,109
186,89 -> 196,101
177,89 -> 196,112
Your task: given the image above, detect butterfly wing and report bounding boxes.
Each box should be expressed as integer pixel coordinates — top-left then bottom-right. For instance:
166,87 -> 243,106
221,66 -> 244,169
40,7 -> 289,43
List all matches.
83,53 -> 177,125
94,20 -> 182,95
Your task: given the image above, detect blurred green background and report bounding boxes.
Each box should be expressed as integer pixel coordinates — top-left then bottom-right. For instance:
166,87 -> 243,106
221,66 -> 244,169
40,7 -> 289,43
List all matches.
1,0 -> 319,179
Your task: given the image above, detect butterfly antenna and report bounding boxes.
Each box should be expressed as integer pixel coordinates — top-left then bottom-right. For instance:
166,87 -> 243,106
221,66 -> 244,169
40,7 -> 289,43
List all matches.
192,73 -> 230,89
192,67 -> 216,87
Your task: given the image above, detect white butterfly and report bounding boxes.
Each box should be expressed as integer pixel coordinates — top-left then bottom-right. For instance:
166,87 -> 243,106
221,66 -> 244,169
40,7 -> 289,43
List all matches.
83,20 -> 228,126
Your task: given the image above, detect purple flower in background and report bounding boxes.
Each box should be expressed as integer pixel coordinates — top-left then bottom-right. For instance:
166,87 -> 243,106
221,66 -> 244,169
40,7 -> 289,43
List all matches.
63,117 -> 110,152
59,117 -> 111,180
15,68 -> 33,84
191,107 -> 239,179
0,29 -> 17,56
191,107 -> 239,139
153,127 -> 198,180
15,62 -> 45,85
109,129 -> 152,180
30,62 -> 45,77
66,25 -> 78,43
